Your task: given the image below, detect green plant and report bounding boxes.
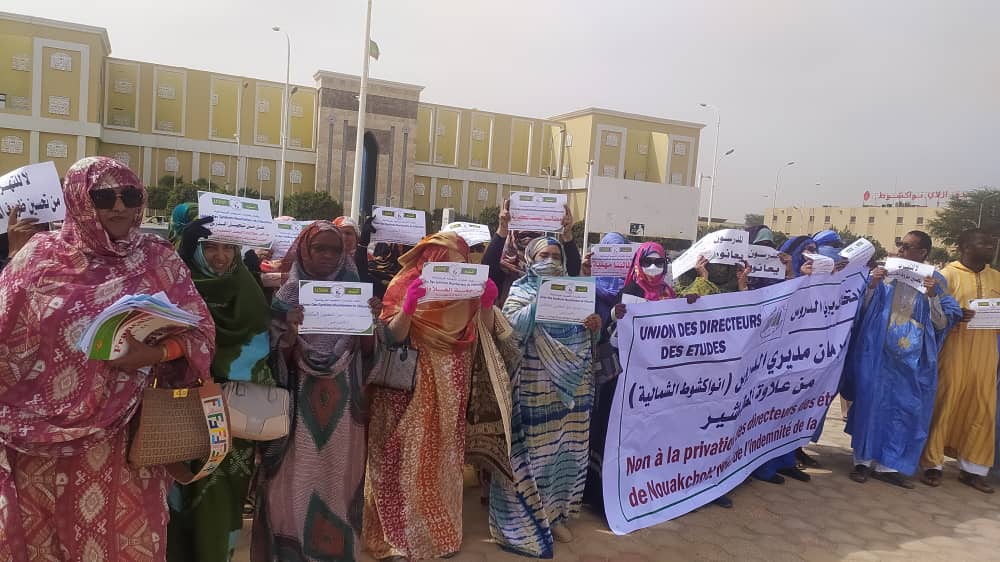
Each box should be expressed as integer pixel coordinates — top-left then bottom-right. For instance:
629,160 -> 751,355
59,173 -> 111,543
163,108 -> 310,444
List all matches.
478,206 -> 500,235
282,192 -> 342,220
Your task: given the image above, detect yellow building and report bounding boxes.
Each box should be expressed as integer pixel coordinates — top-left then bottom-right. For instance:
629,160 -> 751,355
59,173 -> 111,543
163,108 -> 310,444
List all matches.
2,11 -> 703,232
766,205 -> 944,251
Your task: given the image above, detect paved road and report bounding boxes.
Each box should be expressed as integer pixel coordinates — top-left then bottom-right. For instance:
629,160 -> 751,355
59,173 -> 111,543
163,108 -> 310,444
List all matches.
235,402 -> 1000,561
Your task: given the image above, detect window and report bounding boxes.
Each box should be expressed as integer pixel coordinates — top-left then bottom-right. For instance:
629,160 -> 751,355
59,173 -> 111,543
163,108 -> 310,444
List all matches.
786,216 -> 792,223
916,217 -> 924,225
896,217 -> 904,225
895,236 -> 902,245
868,216 -> 876,224
824,215 -> 831,224
808,215 -> 815,223
772,215 -> 778,223
849,216 -> 856,224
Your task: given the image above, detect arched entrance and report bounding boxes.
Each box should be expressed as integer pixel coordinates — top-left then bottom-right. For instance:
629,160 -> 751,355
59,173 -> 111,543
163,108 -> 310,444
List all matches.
361,131 -> 379,220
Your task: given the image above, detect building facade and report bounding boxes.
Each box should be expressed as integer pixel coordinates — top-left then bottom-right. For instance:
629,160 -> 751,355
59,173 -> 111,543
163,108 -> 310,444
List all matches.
1,12 -> 703,238
766,205 -> 944,251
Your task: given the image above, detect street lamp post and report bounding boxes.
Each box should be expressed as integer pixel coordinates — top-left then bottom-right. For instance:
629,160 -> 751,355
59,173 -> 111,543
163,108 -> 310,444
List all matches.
699,103 -> 721,226
711,148 -> 735,226
272,26 -> 290,216
769,161 -> 796,229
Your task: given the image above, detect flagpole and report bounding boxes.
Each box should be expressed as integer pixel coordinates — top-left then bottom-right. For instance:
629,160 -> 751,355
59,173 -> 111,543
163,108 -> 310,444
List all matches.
350,0 -> 374,222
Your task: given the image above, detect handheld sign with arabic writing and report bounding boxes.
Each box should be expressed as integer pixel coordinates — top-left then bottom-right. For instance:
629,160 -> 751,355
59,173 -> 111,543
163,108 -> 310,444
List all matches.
671,229 -> 750,281
197,191 -> 278,248
883,257 -> 934,293
371,206 -> 427,246
838,237 -> 875,265
508,191 -> 567,232
746,245 -> 786,280
0,161 -> 65,233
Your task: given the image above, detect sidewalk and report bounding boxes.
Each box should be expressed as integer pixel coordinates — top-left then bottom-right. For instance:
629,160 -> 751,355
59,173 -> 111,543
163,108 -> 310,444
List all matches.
234,402 -> 1000,561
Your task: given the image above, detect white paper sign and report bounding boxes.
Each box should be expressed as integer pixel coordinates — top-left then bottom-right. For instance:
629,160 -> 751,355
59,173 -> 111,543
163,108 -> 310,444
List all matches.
747,245 -> 786,280
671,229 -> 750,281
591,244 -> 640,278
442,221 -> 492,247
508,191 -> 567,232
884,257 -> 935,293
197,191 -> 277,248
534,277 -> 596,324
621,294 -> 647,304
967,299 -> 1000,330
0,161 -> 65,233
419,262 -> 489,302
298,281 -> 374,335
803,252 -> 835,275
371,206 -> 427,246
271,220 -> 314,260
839,238 -> 875,265
604,263 -> 867,533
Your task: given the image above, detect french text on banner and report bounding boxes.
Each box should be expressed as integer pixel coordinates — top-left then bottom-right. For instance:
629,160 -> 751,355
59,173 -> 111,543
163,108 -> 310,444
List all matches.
603,262 -> 867,534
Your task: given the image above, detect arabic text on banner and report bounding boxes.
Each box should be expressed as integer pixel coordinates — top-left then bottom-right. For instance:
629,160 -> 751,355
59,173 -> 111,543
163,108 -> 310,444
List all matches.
371,206 -> 427,246
507,191 -> 567,232
603,263 -> 867,534
0,161 -> 65,233
197,191 -> 277,248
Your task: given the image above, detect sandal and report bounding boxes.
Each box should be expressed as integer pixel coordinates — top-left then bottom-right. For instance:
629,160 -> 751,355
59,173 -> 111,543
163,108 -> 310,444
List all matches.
872,471 -> 914,489
779,467 -> 812,482
958,470 -> 995,494
920,468 -> 943,487
850,464 -> 870,483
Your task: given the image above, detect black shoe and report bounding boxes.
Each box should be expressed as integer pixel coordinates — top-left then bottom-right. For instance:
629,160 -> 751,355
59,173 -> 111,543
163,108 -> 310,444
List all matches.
871,471 -> 915,489
761,473 -> 785,485
850,464 -> 870,483
713,494 -> 734,508
795,448 -> 820,468
778,467 -> 811,482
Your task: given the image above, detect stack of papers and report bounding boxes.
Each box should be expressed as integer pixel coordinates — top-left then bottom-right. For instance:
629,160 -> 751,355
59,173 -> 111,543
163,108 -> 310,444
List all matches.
419,262 -> 489,303
78,292 -> 202,360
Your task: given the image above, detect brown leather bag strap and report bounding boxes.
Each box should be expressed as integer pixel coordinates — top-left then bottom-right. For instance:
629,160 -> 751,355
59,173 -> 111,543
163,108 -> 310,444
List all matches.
166,381 -> 232,484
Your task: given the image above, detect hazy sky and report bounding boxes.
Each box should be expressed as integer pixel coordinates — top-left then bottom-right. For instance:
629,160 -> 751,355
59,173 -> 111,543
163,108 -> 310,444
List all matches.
9,0 -> 998,221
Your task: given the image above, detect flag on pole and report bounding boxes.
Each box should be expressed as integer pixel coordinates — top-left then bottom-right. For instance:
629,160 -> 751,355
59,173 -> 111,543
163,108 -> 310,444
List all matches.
369,39 -> 380,60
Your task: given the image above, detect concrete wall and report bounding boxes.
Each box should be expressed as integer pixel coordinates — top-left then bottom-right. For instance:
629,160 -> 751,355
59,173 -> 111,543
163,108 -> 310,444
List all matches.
586,176 -> 699,241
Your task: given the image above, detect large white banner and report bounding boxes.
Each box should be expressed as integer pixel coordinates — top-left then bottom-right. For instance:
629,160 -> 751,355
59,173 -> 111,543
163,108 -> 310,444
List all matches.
603,262 -> 868,534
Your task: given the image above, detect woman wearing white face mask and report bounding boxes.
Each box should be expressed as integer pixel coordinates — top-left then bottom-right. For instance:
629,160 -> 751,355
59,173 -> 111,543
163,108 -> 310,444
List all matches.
489,237 -> 602,558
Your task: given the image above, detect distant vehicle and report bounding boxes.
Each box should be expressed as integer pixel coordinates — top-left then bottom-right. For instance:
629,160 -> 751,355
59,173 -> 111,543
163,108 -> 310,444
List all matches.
143,215 -> 166,224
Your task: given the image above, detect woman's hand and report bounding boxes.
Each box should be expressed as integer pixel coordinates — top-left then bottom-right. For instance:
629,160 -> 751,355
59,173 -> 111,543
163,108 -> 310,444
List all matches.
961,308 -> 976,323
800,260 -> 814,276
279,305 -> 305,347
560,205 -> 575,243
685,293 -> 700,304
107,333 -> 164,372
481,279 -> 499,309
613,303 -> 627,320
497,199 -> 511,238
736,261 -> 750,291
779,252 -> 794,279
403,278 -> 426,316
6,206 -> 40,258
581,252 -> 593,276
583,313 -> 602,333
368,297 -> 383,318
695,256 -> 710,280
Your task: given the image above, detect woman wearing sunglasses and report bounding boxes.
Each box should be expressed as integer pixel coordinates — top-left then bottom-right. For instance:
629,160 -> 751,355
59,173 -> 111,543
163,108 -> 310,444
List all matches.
0,157 -> 215,561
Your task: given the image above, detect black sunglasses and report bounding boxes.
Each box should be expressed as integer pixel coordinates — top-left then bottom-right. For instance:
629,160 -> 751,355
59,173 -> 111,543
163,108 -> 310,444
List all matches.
896,241 -> 913,251
89,187 -> 143,210
639,257 -> 667,267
